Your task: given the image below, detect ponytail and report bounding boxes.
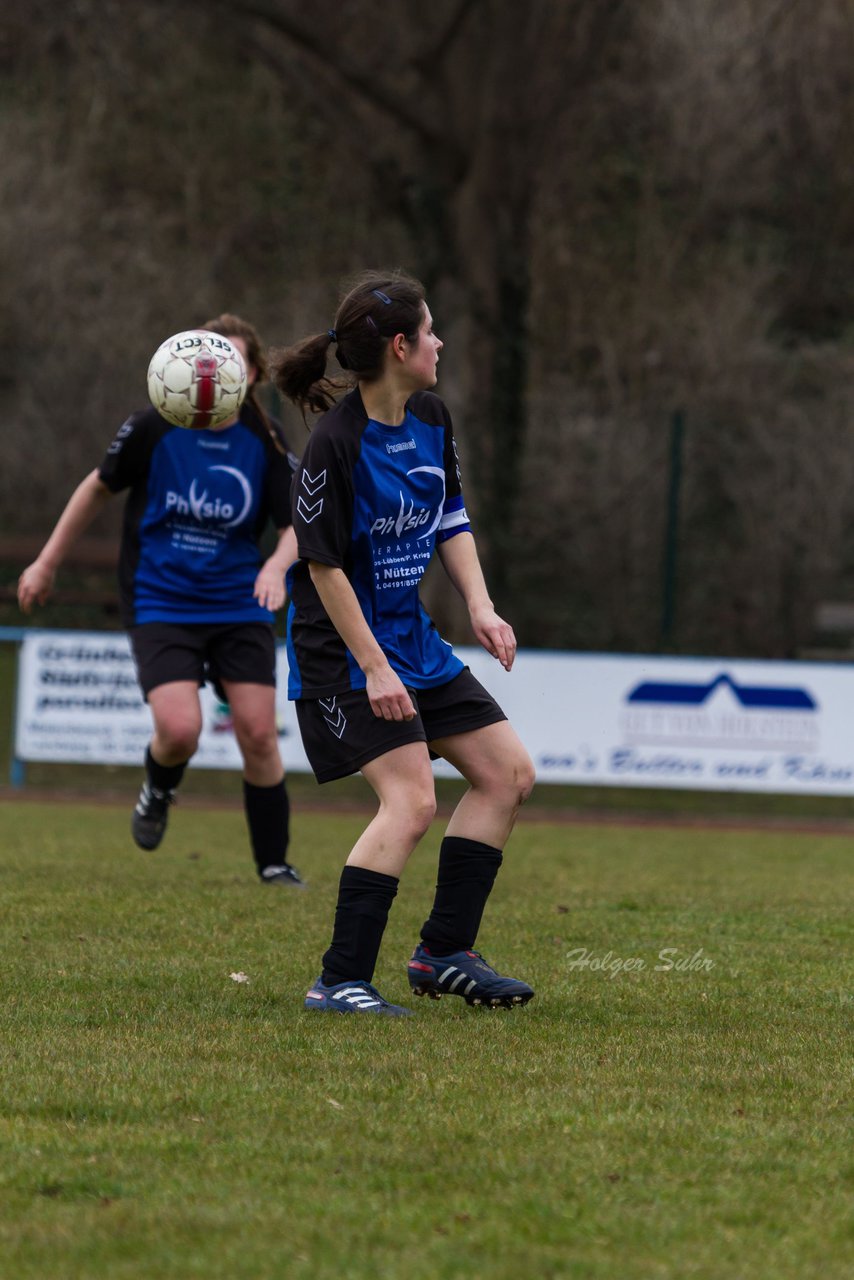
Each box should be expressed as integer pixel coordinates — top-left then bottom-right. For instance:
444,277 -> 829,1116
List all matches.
270,332 -> 343,417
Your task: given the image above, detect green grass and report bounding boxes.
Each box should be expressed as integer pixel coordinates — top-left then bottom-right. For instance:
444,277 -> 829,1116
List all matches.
0,802 -> 851,1279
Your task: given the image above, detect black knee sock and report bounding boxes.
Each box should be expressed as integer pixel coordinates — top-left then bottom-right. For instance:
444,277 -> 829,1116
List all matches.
145,745 -> 188,794
243,778 -> 290,874
420,836 -> 504,955
321,865 -> 399,986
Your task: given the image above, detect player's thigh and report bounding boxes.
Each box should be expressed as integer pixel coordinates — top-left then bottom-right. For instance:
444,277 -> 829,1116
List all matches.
221,680 -> 279,751
147,681 -> 204,742
430,719 -> 535,795
360,742 -> 438,840
361,741 -> 436,808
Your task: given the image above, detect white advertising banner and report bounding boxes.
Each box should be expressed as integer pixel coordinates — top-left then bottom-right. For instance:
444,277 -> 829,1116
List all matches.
459,650 -> 853,795
14,630 -> 310,773
14,631 -> 854,794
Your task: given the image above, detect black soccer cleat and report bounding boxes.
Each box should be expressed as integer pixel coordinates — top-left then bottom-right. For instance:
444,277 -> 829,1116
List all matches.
407,944 -> 535,1008
131,782 -> 175,851
259,864 -> 306,889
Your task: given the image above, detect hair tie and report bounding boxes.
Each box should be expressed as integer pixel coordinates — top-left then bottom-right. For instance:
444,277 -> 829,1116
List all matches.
327,328 -> 337,342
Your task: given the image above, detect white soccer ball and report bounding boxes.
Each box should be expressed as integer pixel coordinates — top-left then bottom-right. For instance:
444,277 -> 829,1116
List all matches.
147,329 -> 248,429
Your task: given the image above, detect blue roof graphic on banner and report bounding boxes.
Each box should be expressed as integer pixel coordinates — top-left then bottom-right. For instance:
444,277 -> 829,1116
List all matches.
626,672 -> 817,711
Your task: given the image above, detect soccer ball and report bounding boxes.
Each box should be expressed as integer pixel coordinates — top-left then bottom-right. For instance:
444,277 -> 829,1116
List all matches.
147,329 -> 248,429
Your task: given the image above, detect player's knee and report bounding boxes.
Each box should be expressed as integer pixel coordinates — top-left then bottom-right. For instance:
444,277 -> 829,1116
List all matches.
237,722 -> 278,763
157,718 -> 200,760
405,789 -> 438,843
516,753 -> 536,806
493,750 -> 535,810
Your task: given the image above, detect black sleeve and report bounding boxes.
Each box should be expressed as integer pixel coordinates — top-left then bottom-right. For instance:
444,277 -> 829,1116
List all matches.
443,418 -> 464,504
292,416 -> 359,568
97,409 -> 162,494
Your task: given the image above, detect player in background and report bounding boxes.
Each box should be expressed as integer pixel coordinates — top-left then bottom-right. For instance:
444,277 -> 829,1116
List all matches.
18,314 -> 305,888
273,270 -> 536,1014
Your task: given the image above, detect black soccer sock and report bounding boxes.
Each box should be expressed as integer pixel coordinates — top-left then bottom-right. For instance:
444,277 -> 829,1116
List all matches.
145,745 -> 188,794
243,777 -> 291,874
321,865 -> 399,986
419,836 -> 504,955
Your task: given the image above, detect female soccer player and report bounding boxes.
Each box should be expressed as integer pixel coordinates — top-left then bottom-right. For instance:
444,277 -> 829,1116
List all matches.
18,314 -> 304,888
273,271 -> 536,1014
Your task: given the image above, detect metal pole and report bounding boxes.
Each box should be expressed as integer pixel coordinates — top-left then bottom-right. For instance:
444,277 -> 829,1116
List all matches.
660,409 -> 685,649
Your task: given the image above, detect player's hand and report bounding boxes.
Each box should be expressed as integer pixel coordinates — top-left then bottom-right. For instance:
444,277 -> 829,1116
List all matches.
470,604 -> 517,671
365,664 -> 417,721
17,560 -> 55,613
253,564 -> 286,612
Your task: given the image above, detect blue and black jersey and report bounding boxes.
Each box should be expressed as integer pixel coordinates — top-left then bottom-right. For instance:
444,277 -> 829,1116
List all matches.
98,403 -> 296,628
287,388 -> 471,699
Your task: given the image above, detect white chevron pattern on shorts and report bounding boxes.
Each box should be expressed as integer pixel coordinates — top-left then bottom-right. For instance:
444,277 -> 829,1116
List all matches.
319,696 -> 347,739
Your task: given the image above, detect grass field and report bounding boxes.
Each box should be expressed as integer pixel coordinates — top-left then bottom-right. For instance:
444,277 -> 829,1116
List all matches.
0,799 -> 851,1279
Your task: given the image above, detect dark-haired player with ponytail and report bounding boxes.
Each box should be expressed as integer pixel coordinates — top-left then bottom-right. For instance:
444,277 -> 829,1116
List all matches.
273,271 -> 536,1015
18,314 -> 304,888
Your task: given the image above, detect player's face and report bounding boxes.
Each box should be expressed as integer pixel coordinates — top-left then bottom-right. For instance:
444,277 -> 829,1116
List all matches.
403,305 -> 442,388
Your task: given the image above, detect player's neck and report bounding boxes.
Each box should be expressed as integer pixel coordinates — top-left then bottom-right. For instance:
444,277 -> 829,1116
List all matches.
359,381 -> 408,428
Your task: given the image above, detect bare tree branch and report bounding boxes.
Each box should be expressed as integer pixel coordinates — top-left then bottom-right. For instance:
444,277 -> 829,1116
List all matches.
412,0 -> 476,73
220,0 -> 459,158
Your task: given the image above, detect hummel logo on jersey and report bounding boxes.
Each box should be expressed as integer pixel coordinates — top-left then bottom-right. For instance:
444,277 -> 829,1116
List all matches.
106,419 -> 133,454
319,696 -> 347,739
297,495 -> 323,523
302,469 -> 327,496
298,468 -> 326,523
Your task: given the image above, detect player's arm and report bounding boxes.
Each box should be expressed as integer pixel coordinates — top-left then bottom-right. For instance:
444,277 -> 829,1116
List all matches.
436,531 -> 517,672
17,469 -> 113,613
308,562 -> 416,721
254,526 -> 298,612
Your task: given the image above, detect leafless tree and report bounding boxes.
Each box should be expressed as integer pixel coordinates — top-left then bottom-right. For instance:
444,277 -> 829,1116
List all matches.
165,0 -> 630,603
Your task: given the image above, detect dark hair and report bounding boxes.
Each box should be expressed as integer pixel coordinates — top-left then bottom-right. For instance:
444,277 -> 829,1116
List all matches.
271,270 -> 426,415
203,312 -> 269,384
203,312 -> 284,454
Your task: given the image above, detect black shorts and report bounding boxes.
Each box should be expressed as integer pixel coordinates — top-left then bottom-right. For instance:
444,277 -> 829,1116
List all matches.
129,622 -> 277,699
295,667 -> 507,784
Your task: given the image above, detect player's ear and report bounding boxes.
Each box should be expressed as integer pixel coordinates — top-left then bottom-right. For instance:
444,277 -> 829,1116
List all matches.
391,333 -> 407,362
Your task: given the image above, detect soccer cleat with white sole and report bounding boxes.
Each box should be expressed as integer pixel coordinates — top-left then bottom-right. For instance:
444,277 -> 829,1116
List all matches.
304,977 -> 413,1017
